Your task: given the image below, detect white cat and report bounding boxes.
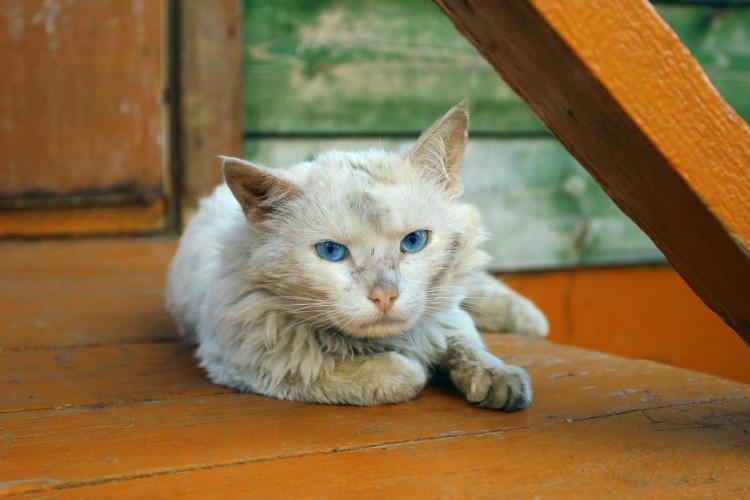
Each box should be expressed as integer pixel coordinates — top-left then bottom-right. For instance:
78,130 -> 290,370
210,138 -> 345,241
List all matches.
167,101 -> 548,411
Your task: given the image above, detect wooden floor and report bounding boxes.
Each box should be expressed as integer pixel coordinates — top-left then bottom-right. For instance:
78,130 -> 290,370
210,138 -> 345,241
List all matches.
1,239 -> 749,497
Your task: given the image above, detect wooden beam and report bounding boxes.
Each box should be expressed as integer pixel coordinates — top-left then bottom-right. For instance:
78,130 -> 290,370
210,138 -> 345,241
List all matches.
434,0 -> 750,343
178,0 -> 243,223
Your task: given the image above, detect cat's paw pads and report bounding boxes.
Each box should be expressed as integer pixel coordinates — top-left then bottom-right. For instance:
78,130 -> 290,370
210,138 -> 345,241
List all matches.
462,363 -> 532,412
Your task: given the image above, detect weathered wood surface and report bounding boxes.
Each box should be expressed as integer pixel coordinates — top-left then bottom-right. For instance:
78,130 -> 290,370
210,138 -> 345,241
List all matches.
0,0 -> 165,208
3,341 -> 749,496
434,0 -> 750,343
56,400 -> 750,498
0,238 -> 748,496
0,239 -> 175,348
178,0 -> 244,220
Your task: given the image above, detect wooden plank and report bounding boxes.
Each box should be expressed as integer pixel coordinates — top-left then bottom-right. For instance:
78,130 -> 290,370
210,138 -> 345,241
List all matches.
178,0 -> 243,220
0,239 -> 176,282
0,343 -> 230,414
0,201 -> 165,237
0,287 -> 174,350
245,137 -> 664,271
0,239 -> 176,348
0,0 -> 165,207
433,0 -> 750,342
56,398 -> 750,498
1,337 -> 748,494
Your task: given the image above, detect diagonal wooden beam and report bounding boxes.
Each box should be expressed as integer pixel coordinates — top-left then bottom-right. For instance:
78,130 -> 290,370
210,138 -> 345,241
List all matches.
434,0 -> 750,344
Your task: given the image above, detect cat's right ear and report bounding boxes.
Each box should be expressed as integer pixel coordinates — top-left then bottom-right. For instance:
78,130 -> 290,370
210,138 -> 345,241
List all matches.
406,100 -> 469,197
221,156 -> 301,226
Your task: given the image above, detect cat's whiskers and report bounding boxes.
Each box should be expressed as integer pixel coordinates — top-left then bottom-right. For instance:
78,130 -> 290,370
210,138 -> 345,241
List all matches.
285,308 -> 345,332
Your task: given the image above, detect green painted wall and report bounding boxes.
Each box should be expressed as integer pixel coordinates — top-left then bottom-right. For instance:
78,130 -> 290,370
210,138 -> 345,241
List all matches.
241,0 -> 750,270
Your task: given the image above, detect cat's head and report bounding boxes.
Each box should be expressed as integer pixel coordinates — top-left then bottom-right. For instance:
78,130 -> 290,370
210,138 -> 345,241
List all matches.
223,101 -> 487,338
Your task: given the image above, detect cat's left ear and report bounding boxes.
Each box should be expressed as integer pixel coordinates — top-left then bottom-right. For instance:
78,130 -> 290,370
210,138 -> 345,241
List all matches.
406,99 -> 468,197
221,156 -> 301,227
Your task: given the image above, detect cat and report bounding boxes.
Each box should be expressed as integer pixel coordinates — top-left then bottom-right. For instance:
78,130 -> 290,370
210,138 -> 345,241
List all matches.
166,101 -> 548,411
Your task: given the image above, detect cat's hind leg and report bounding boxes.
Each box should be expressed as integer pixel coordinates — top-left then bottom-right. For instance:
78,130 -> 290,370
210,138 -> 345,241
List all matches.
461,272 -> 548,338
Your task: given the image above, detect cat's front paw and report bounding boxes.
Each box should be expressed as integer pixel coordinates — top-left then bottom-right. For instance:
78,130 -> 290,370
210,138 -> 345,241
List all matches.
363,352 -> 428,404
323,352 -> 427,406
452,359 -> 532,411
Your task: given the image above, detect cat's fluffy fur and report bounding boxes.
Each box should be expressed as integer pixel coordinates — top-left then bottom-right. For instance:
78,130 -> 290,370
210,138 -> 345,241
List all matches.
167,102 -> 548,411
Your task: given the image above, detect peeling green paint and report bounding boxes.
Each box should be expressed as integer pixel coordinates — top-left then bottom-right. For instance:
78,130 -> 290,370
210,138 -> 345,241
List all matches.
243,1 -> 750,134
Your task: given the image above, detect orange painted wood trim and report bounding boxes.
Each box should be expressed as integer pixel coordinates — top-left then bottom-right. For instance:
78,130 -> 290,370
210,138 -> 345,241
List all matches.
0,202 -> 165,237
433,0 -> 750,343
504,268 -> 750,385
178,0 -> 243,222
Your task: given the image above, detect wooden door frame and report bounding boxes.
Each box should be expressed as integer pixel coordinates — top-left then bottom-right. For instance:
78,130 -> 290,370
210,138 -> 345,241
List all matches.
173,0 -> 243,226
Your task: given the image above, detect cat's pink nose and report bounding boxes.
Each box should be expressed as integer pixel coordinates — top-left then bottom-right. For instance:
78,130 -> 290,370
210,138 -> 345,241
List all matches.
368,287 -> 398,314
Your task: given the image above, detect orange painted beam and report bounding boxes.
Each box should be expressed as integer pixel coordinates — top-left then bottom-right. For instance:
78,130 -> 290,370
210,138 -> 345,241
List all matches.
434,0 -> 750,343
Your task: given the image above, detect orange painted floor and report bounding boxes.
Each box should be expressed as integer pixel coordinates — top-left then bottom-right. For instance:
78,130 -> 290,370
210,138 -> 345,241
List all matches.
1,239 -> 749,497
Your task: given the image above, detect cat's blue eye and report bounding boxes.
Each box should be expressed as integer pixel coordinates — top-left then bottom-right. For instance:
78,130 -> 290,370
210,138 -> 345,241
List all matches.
315,241 -> 349,262
400,230 -> 429,253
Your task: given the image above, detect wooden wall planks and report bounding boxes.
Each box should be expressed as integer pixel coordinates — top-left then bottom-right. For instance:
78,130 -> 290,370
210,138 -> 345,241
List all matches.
239,0 -> 750,271
0,0 -> 169,236
505,268 -> 750,384
241,1 -> 750,135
